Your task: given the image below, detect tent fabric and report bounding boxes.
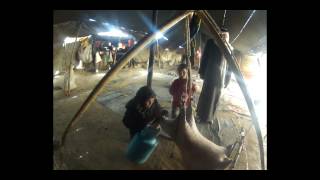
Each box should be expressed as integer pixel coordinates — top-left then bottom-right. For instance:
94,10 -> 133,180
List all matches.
78,44 -> 93,64
63,67 -> 77,90
95,52 -> 102,63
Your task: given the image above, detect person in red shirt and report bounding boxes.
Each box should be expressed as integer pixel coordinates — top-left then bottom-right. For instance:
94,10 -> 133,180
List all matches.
169,63 -> 197,118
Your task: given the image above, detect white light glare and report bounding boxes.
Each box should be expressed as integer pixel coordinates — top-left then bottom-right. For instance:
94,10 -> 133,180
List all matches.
246,52 -> 267,137
165,48 -> 169,51
179,46 -> 183,48
155,32 -> 168,40
98,28 -> 129,38
89,19 -> 96,22
63,37 -> 81,47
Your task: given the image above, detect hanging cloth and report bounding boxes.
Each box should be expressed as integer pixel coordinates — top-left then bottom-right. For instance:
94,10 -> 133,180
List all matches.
95,51 -> 102,63
197,39 -> 227,123
78,44 -> 93,64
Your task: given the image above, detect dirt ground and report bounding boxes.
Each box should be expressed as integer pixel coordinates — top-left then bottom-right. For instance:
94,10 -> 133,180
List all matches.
53,66 -> 266,170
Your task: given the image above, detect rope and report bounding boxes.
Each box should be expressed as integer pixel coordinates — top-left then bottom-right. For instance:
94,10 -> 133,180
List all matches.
235,115 -> 263,169
230,10 -> 256,44
199,10 -> 265,169
168,15 -> 193,159
222,10 -> 227,27
182,15 -> 191,123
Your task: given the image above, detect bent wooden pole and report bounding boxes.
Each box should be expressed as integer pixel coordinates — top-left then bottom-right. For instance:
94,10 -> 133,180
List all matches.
60,10 -> 194,147
197,10 -> 265,170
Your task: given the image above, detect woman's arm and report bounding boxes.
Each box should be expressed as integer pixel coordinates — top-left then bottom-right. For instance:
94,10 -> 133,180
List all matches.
122,108 -> 137,129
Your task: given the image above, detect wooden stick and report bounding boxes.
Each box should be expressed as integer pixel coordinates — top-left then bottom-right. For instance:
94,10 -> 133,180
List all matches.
186,15 -> 193,108
147,10 -> 158,88
59,10 -> 195,147
197,10 -> 265,170
65,22 -> 82,96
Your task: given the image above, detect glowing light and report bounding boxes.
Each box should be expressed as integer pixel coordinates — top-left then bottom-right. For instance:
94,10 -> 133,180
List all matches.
120,26 -> 125,30
98,28 -> 129,38
155,32 -> 168,40
63,37 -> 81,46
54,71 -> 60,75
179,46 -> 183,48
165,48 -> 169,51
245,52 -> 267,136
118,42 -> 125,49
155,33 -> 162,39
89,19 -> 96,22
134,41 -> 137,44
225,51 -> 266,137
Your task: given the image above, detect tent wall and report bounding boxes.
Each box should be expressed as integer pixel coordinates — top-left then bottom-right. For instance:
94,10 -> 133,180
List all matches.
53,41 -> 81,74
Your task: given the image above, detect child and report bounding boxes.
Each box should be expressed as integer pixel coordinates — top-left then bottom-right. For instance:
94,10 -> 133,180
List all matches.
169,63 -> 197,118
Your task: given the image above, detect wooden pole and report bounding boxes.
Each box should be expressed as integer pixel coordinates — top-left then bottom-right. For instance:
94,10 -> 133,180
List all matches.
185,15 -> 192,99
147,10 -> 158,88
60,10 -> 194,147
197,10 -> 265,170
198,32 -> 202,68
65,22 -> 81,96
157,41 -> 160,68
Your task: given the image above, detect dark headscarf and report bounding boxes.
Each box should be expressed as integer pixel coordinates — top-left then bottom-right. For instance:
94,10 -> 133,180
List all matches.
134,86 -> 156,106
123,86 -> 162,130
